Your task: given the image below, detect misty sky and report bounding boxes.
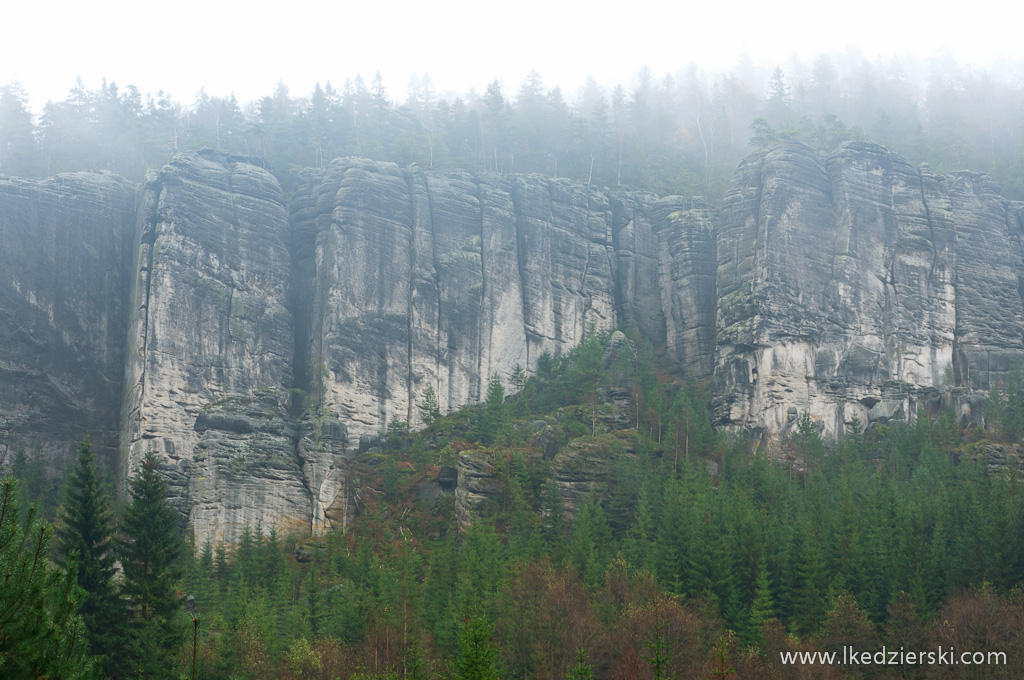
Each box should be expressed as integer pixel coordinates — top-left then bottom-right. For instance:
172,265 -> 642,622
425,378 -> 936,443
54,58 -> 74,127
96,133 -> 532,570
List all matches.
4,0 -> 1021,108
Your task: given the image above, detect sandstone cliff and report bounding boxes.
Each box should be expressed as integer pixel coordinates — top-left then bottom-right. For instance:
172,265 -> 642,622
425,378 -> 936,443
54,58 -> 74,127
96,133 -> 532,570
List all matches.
3,142 -> 1024,542
0,171 -> 135,472
290,161 -> 710,444
714,141 -> 1024,444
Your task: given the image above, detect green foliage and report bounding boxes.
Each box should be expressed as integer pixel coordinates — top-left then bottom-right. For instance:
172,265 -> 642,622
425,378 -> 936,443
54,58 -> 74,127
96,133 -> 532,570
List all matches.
475,375 -> 506,444
988,365 -> 1024,441
419,385 -> 441,426
567,497 -> 612,588
18,330 -> 1022,677
642,604 -> 673,680
387,417 -> 409,448
567,647 -> 594,680
508,364 -> 527,393
0,478 -> 96,679
746,560 -> 775,644
119,452 -> 187,677
12,443 -> 58,521
55,436 -> 127,677
452,610 -> 499,680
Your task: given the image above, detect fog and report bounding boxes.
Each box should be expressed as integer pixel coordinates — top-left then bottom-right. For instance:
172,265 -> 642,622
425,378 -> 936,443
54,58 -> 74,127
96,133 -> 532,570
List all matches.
5,0 -> 1022,110
2,0 -> 1024,204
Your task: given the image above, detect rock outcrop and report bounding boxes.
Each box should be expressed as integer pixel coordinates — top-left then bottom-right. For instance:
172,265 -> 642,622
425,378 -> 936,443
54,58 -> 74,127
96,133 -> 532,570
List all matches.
4,141 -> 1024,542
291,161 -> 715,445
119,153 -> 345,544
714,142 -> 1024,444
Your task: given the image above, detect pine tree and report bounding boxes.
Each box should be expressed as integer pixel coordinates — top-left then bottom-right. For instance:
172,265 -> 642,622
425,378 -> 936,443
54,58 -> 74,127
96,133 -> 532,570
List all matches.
55,435 -> 127,676
0,478 -> 96,679
119,452 -> 186,678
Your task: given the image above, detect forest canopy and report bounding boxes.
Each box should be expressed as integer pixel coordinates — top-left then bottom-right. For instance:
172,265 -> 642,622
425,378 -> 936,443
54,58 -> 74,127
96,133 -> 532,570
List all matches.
2,51 -> 1023,201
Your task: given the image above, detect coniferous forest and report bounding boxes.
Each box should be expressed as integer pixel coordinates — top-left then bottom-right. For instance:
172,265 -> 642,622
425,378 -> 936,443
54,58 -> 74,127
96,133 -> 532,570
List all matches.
2,52 -> 1024,202
5,329 -> 1024,678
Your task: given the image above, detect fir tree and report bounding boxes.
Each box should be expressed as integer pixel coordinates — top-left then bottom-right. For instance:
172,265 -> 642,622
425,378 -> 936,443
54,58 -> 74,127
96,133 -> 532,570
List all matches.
55,435 -> 127,676
119,452 -> 186,678
508,364 -> 527,394
642,602 -> 673,680
0,478 -> 96,679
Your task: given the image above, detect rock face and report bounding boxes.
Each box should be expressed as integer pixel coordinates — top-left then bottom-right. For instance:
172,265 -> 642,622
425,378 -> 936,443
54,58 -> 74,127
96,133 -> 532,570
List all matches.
0,153 -> 716,543
119,153 -> 345,545
714,142 -> 1024,443
0,171 -> 135,473
5,142 -> 1024,541
291,161 -> 715,445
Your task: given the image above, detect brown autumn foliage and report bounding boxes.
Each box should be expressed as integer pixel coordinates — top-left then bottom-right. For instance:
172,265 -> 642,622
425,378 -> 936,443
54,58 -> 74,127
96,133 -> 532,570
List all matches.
922,585 -> 1024,679
607,594 -> 716,680
496,558 -> 607,679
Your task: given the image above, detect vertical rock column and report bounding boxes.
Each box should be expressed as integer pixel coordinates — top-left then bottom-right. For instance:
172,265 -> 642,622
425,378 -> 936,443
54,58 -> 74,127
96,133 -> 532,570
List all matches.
120,153 -> 306,545
307,159 -> 415,443
650,197 -> 717,377
713,142 -> 959,440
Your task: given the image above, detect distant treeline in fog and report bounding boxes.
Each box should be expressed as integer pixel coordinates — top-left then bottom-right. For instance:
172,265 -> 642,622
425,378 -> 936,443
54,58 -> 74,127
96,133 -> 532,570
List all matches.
1,51 -> 1022,200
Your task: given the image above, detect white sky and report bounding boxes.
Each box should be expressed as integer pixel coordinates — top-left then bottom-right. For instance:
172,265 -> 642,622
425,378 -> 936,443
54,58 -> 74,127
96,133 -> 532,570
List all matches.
2,0 -> 1021,111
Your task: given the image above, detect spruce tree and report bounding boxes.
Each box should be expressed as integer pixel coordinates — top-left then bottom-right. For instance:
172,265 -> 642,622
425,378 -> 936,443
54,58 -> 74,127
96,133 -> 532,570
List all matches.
747,560 -> 775,644
0,478 -> 96,679
119,452 -> 186,678
55,435 -> 127,676
476,375 -> 506,444
452,610 -> 499,680
567,647 -> 594,680
419,385 -> 441,426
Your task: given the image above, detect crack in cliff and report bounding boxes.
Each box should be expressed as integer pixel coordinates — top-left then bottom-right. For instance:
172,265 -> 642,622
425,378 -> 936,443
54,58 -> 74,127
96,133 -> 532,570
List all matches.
607,198 -> 628,326
225,288 -> 234,348
917,166 -> 939,285
421,170 -> 443,413
403,168 -> 418,425
288,176 -> 319,399
601,195 -> 618,330
544,180 -> 564,344
123,177 -> 161,490
509,177 -> 533,367
945,174 -> 968,386
474,177 -> 488,400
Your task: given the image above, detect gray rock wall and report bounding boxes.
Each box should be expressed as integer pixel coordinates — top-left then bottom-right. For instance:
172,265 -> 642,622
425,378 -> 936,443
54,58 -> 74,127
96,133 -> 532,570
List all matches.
119,153 -> 328,545
8,142 -> 1024,542
713,141 -> 1024,443
0,171 -> 135,474
294,162 -> 709,444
